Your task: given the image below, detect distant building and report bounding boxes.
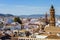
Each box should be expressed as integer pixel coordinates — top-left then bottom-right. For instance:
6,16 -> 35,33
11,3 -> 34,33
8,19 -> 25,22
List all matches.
45,13 -> 48,25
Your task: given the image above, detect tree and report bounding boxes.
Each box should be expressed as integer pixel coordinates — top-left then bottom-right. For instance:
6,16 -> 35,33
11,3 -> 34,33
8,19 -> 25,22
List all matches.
14,17 -> 24,29
14,17 -> 22,24
0,22 -> 4,28
25,31 -> 31,37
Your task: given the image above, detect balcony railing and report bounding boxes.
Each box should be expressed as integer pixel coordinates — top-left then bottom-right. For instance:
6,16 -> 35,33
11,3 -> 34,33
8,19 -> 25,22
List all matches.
10,37 -> 60,40
18,37 -> 60,40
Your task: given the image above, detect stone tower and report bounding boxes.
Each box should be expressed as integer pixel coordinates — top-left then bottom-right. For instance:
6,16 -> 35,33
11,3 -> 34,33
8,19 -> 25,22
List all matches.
45,13 -> 48,25
49,5 -> 55,26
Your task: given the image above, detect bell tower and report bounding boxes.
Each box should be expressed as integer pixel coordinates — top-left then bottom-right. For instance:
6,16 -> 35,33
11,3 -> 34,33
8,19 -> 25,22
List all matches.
45,13 -> 48,25
49,5 -> 55,26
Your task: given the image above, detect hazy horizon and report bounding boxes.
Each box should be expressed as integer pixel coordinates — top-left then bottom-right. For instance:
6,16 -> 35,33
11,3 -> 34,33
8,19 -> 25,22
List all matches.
0,0 -> 60,15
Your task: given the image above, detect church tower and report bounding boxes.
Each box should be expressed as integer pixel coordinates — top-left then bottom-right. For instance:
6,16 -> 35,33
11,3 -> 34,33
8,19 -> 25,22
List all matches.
45,13 -> 48,25
49,5 -> 55,26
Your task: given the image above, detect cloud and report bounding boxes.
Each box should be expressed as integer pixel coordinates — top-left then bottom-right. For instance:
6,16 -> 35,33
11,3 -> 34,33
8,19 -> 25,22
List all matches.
0,4 -> 59,15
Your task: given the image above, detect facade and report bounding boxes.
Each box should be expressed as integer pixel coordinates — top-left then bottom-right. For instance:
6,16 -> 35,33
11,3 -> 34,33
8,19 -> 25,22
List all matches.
49,5 -> 55,26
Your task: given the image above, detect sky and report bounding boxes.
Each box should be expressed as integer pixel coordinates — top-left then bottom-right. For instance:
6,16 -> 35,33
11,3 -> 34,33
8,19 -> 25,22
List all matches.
0,0 -> 60,15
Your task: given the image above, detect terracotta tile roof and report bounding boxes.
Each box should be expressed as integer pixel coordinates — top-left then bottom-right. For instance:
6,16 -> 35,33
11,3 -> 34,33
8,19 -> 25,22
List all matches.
47,35 -> 60,39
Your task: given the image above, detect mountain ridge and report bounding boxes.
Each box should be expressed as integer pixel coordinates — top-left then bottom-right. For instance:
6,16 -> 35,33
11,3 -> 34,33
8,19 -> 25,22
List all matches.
0,13 -> 60,18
